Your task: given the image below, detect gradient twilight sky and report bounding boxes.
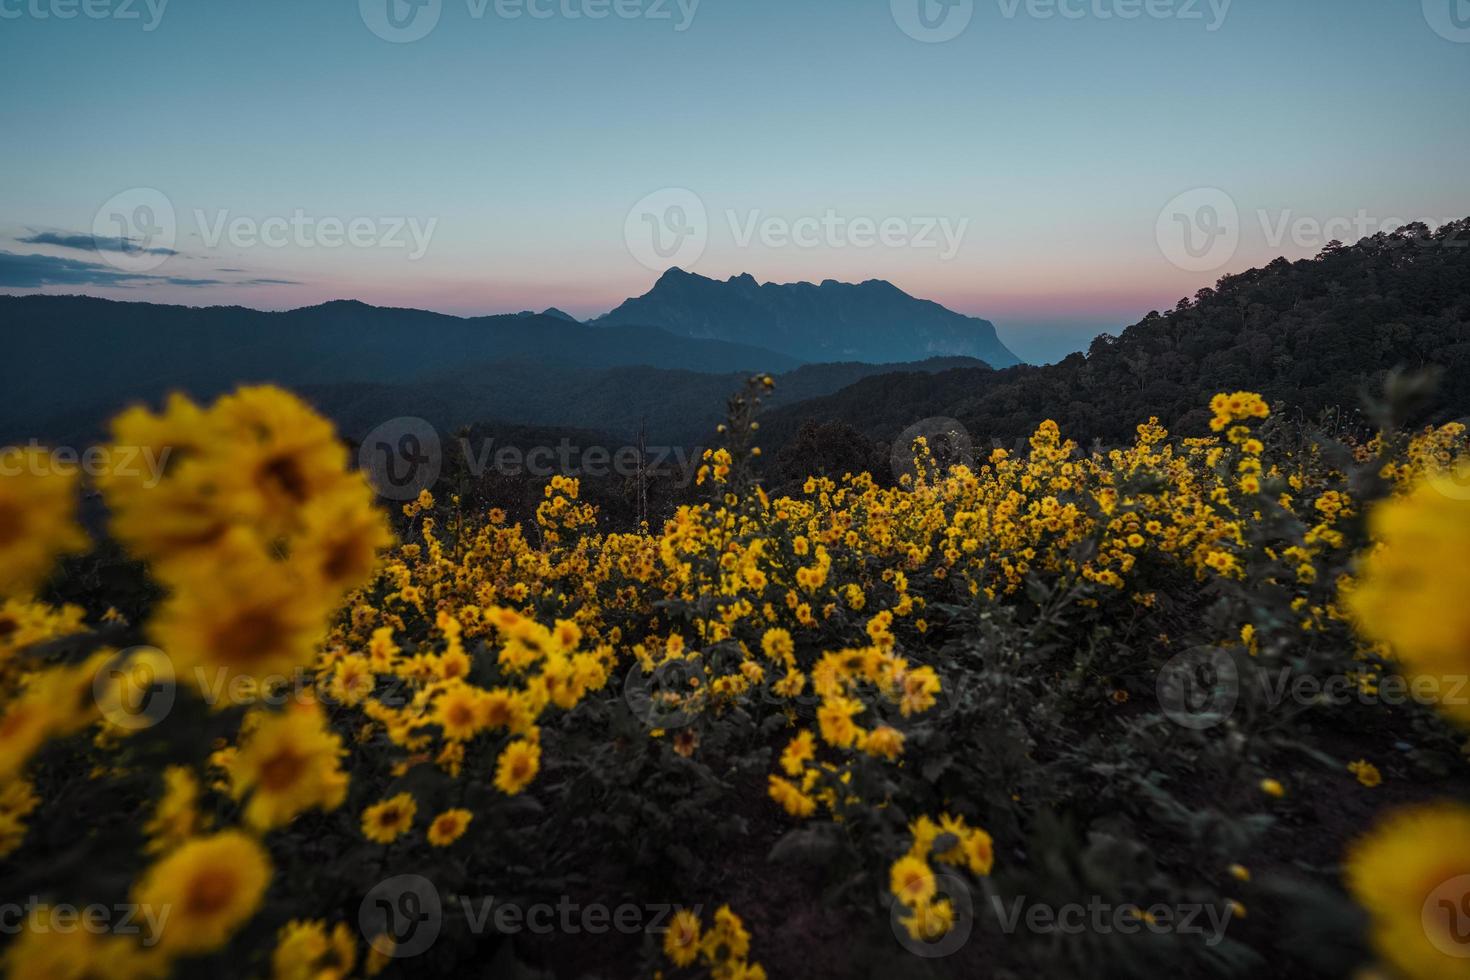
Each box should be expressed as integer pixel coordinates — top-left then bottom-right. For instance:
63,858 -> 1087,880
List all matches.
1,0 -> 1467,363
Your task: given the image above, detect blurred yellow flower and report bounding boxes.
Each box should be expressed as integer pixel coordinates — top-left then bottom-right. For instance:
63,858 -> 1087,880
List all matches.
131,830 -> 272,956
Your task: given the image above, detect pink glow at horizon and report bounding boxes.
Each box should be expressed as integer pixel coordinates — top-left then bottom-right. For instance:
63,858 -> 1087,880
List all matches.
8,273 -> 1180,326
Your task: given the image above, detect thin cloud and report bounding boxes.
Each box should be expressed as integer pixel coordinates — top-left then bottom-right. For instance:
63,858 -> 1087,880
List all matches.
18,230 -> 179,257
0,251 -> 290,289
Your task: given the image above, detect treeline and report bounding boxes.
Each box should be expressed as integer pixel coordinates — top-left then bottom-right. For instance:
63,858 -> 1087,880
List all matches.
764,220 -> 1470,475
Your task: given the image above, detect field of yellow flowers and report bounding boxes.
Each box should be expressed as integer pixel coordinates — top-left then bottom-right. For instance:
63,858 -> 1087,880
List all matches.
2,377 -> 1470,979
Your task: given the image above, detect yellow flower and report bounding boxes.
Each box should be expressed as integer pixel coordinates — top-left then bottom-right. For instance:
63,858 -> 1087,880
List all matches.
817,696 -> 864,749
779,730 -> 815,777
131,830 -> 272,956
890,855 -> 936,908
0,446 -> 88,596
961,826 -> 995,876
701,905 -> 751,962
1348,474 -> 1470,723
293,487 -> 393,598
433,681 -> 485,742
767,775 -> 816,818
1260,778 -> 1285,798
2,926 -> 159,980
149,535 -> 336,692
1348,759 -> 1383,788
898,898 -> 955,942
897,666 -> 942,717
427,808 -> 473,846
0,598 -> 86,667
361,792 -> 417,844
272,920 -> 357,980
145,765 -> 202,853
663,908 -> 701,967
0,690 -> 57,783
364,936 -> 394,976
861,725 -> 905,761
326,654 -> 374,707
493,738 -> 541,795
1346,803 -> 1470,980
476,687 -> 533,733
772,667 -> 806,698
366,627 -> 400,672
210,385 -> 358,540
230,702 -> 348,831
0,778 -> 39,858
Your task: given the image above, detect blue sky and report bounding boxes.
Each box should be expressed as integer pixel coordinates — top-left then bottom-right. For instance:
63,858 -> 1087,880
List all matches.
1,0 -> 1467,363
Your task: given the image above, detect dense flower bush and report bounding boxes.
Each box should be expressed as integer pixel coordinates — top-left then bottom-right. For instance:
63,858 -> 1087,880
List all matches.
1,378 -> 1468,979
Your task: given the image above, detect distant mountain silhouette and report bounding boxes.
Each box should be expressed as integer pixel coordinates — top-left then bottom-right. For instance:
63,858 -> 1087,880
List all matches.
593,268 -> 1021,367
0,293 -> 991,447
0,295 -> 801,444
521,307 -> 579,322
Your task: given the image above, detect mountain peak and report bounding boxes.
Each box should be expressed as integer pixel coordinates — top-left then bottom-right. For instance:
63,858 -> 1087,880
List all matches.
656,266 -> 696,285
595,271 -> 1021,367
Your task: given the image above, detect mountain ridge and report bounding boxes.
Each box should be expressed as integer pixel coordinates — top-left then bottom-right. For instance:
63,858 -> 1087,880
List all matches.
0,294 -> 803,444
592,267 -> 1021,368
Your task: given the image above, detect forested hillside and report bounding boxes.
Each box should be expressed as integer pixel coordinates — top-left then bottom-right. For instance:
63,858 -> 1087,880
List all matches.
767,221 -> 1470,459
